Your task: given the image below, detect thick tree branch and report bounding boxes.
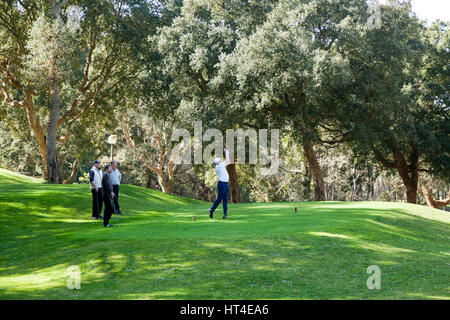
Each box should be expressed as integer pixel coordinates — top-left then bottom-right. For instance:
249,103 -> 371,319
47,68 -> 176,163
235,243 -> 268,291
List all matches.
0,83 -> 25,108
421,185 -> 450,209
372,148 -> 397,169
79,28 -> 97,91
63,160 -> 78,184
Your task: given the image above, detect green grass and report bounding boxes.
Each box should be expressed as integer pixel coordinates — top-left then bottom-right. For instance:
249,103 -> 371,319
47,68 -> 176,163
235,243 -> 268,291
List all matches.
0,167 -> 449,299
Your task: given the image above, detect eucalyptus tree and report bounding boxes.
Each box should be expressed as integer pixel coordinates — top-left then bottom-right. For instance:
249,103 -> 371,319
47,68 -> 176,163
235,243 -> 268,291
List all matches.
0,0 -> 157,182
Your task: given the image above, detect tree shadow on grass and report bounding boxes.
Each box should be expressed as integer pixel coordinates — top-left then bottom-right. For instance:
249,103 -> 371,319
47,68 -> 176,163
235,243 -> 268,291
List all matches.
0,233 -> 448,300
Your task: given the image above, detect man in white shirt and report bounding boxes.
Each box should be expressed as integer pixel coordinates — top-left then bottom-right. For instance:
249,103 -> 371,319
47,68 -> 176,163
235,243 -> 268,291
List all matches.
110,160 -> 122,215
89,160 -> 103,220
208,148 -> 231,219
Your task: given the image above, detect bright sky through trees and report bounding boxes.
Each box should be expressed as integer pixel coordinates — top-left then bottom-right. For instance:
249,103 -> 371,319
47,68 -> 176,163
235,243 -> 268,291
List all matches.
376,0 -> 449,22
411,0 -> 450,22
394,0 -> 449,22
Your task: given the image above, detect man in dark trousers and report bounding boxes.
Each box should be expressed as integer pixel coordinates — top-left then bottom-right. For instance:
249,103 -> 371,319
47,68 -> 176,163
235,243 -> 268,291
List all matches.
102,164 -> 115,227
110,160 -> 122,215
89,160 -> 103,220
208,148 -> 231,219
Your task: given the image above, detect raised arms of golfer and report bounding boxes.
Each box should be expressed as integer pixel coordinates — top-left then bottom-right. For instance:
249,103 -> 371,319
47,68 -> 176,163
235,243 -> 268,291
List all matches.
224,148 -> 231,166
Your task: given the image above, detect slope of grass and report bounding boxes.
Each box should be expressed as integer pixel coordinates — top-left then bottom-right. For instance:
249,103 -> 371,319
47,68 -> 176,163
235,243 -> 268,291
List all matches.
0,168 -> 449,300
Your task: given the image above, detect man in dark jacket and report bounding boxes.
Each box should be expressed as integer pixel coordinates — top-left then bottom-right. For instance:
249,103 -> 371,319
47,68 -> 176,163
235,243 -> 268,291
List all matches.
102,164 -> 115,227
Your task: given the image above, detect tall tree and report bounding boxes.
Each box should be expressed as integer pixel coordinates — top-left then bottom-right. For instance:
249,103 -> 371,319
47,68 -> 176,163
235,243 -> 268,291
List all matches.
155,0 -> 279,202
334,2 -> 449,203
212,0 -> 368,200
0,0 -> 156,182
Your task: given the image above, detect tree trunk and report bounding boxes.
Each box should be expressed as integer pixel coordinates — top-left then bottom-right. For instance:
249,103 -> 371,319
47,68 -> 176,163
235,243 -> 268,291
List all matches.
154,168 -> 171,193
393,149 -> 418,204
420,185 -> 450,209
47,81 -> 62,183
370,182 -> 375,200
405,185 -> 417,204
302,139 -> 325,201
226,163 -> 240,203
63,160 -> 78,184
22,92 -> 48,179
158,176 -> 171,193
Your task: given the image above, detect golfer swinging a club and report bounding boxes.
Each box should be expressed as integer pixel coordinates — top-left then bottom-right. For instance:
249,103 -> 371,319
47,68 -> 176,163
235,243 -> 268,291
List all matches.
208,147 -> 231,219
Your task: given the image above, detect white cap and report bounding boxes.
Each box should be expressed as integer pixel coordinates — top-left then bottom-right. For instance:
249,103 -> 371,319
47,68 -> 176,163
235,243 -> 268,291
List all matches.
214,157 -> 221,165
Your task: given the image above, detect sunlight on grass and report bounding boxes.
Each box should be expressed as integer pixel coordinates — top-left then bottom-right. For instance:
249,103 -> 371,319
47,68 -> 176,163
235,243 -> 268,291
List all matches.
121,289 -> 192,299
404,293 -> 449,300
0,168 -> 44,184
354,241 -> 416,254
0,264 -> 69,292
308,232 -> 354,239
222,247 -> 261,258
